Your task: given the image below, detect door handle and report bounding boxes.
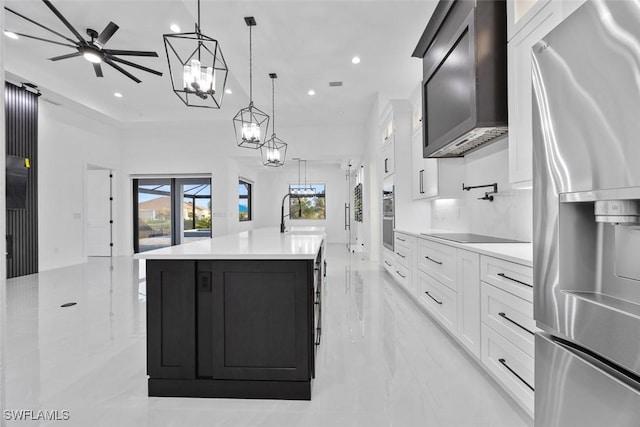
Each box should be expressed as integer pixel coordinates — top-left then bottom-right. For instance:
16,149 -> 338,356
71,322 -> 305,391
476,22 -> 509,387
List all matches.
419,169 -> 424,194
498,312 -> 534,335
497,272 -> 532,288
498,358 -> 534,391
424,291 -> 443,305
384,158 -> 389,173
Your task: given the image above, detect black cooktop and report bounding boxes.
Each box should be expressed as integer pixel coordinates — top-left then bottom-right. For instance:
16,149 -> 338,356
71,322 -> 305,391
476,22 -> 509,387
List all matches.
421,233 -> 526,244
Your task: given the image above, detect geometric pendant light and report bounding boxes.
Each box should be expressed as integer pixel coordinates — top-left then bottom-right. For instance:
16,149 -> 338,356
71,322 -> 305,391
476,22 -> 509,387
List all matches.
261,73 -> 287,167
233,17 -> 269,149
163,0 -> 228,108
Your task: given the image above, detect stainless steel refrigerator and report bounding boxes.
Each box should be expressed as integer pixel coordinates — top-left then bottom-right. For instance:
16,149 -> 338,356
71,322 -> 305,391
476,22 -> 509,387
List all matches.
533,1 -> 640,425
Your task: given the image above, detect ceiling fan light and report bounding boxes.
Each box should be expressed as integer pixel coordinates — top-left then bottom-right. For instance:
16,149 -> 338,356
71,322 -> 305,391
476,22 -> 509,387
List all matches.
83,51 -> 102,63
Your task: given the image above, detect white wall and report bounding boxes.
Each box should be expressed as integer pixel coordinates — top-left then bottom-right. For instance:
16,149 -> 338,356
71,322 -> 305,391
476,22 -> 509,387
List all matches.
431,138 -> 533,241
38,101 -> 122,271
361,99 -> 381,261
254,162 -> 347,244
117,121 -> 248,255
362,98 -> 534,256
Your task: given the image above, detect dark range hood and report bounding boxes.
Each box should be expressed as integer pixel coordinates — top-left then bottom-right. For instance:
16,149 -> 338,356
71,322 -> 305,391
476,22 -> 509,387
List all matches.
413,0 -> 508,158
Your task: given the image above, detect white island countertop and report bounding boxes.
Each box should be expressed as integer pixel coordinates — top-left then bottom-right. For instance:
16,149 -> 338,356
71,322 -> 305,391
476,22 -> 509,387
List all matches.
134,227 -> 324,260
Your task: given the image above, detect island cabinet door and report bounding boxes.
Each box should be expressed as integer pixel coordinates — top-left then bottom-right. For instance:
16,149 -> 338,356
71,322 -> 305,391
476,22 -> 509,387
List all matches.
199,260 -> 312,381
146,260 -> 196,379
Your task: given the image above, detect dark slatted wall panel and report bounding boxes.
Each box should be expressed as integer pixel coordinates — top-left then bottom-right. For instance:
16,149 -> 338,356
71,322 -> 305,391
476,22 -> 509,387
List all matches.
5,83 -> 39,278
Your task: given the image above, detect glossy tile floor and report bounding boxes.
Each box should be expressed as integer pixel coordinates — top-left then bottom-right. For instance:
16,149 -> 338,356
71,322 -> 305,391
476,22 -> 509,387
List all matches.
1,245 -> 533,427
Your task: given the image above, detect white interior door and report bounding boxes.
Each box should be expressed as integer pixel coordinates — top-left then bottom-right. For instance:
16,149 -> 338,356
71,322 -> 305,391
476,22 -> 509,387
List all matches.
87,169 -> 111,256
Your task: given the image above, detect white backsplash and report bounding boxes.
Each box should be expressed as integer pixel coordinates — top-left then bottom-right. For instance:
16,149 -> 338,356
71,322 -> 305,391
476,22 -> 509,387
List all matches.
430,138 -> 533,242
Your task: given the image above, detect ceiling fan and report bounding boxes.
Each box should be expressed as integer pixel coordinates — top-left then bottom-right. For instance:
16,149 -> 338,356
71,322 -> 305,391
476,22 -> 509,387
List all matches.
5,0 -> 163,83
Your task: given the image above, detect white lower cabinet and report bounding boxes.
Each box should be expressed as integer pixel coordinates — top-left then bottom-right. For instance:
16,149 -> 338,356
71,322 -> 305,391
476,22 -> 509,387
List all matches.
481,281 -> 535,355
417,269 -> 458,335
456,250 -> 480,358
382,234 -> 534,418
382,247 -> 395,276
481,323 -> 534,417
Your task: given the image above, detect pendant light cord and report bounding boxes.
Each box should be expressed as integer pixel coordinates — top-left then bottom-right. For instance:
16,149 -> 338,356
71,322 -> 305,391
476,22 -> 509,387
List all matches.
249,24 -> 253,103
197,0 -> 201,32
271,77 -> 276,134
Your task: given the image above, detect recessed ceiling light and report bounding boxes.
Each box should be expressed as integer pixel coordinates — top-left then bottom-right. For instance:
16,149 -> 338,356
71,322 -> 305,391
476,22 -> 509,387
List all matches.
352,56 -> 361,64
114,92 -> 123,98
170,24 -> 181,33
225,88 -> 232,94
4,31 -> 19,40
308,89 -> 316,96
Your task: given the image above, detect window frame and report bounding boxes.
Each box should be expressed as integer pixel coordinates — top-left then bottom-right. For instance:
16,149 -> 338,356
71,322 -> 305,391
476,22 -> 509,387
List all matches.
288,182 -> 326,220
239,179 -> 253,222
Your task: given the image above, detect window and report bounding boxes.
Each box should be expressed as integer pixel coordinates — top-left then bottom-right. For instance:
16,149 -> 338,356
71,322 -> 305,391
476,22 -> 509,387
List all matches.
239,179 -> 252,221
133,178 -> 211,253
289,183 -> 326,220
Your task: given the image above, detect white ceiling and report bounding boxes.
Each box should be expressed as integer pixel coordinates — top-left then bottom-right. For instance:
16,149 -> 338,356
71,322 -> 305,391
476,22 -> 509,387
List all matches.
4,0 -> 437,128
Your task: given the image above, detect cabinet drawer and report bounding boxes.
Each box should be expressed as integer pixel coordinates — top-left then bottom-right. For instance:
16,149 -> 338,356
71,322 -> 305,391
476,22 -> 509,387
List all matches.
394,245 -> 411,269
383,250 -> 395,275
481,323 -> 534,416
481,256 -> 533,302
417,239 -> 457,291
481,282 -> 535,356
393,264 -> 411,292
394,233 -> 411,250
417,270 -> 457,335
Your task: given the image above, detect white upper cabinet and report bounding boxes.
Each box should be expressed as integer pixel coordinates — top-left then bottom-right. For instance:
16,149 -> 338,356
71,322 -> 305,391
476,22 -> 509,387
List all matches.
507,0 -> 563,185
409,84 -> 463,200
381,109 -> 395,178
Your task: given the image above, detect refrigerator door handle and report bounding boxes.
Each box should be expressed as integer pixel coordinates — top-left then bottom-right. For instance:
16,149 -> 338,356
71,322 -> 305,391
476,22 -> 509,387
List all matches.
552,335 -> 640,392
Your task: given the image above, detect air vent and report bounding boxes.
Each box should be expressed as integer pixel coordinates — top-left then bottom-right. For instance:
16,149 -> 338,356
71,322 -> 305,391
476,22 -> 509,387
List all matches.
429,127 -> 508,158
329,81 -> 343,87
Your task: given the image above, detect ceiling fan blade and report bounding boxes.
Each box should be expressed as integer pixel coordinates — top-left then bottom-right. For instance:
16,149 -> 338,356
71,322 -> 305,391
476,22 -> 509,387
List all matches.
93,63 -> 104,78
49,52 -> 82,61
12,32 -> 77,48
109,56 -> 163,76
103,49 -> 158,57
5,6 -> 78,44
96,22 -> 119,46
104,58 -> 141,83
42,0 -> 85,43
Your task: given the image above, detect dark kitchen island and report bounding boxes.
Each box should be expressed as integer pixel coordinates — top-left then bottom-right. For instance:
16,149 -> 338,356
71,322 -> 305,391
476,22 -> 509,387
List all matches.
135,228 -> 325,400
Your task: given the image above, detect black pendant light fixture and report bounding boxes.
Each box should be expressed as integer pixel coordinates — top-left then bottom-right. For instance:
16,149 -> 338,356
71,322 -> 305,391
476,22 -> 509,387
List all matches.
261,73 -> 287,167
233,17 -> 269,149
163,0 -> 228,108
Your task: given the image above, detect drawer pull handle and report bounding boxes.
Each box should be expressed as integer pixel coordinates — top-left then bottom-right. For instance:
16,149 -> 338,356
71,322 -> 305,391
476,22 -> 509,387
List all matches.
384,261 -> 392,267
396,270 -> 407,279
396,237 -> 406,242
498,358 -> 534,392
396,252 -> 406,258
424,291 -> 443,305
425,256 -> 443,265
497,272 -> 532,288
498,312 -> 534,335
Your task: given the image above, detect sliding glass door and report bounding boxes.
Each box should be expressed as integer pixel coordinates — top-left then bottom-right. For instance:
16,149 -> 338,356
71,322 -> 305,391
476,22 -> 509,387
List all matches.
133,178 -> 211,253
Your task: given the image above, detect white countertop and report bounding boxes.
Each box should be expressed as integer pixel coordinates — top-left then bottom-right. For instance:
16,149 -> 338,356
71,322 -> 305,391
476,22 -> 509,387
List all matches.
395,229 -> 533,267
134,228 -> 324,260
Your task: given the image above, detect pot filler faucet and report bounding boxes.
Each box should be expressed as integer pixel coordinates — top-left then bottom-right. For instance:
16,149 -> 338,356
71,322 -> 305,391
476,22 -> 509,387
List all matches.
462,182 -> 498,201
280,193 -> 302,233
